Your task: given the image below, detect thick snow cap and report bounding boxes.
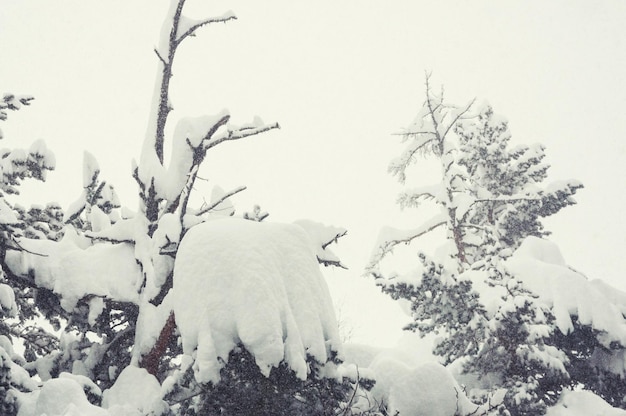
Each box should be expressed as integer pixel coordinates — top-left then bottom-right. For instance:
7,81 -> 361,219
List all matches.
506,236 -> 626,346
172,218 -> 342,384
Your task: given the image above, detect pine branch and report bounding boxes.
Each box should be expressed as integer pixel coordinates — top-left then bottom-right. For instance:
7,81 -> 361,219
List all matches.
1,264 -> 38,289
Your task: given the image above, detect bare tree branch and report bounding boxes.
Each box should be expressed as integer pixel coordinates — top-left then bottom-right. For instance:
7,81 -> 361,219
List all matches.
381,221 -> 446,249
317,257 -> 348,269
205,122 -> 280,151
175,13 -> 238,45
321,229 -> 347,250
367,216 -> 447,273
440,97 -> 476,140
394,129 -> 439,137
196,185 -> 247,216
153,48 -> 167,66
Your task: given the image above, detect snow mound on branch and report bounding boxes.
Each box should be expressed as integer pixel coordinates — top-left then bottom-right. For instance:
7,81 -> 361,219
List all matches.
0,283 -> 18,316
29,377 -> 108,416
0,198 -> 19,224
17,371 -> 161,416
390,363 -> 478,416
165,112 -> 229,200
546,389 -> 626,416
102,366 -> 167,415
369,356 -> 478,416
5,230 -> 141,311
293,219 -> 347,268
506,236 -> 626,346
172,218 -> 342,385
82,151 -> 100,188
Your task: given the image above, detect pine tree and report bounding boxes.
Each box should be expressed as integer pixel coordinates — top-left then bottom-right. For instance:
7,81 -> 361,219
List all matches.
0,94 -> 57,415
368,75 -> 587,415
1,2 -> 352,415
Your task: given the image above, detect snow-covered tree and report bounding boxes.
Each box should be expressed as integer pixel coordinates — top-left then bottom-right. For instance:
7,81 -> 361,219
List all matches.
0,94 -> 57,415
368,75 -> 626,414
0,2 -> 353,415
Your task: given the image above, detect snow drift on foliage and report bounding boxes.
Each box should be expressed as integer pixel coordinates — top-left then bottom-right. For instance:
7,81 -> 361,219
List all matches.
546,390 -> 626,416
368,351 -> 480,415
172,218 -> 342,385
341,333 -> 492,416
29,378 -> 107,416
5,229 -> 141,311
506,236 -> 626,347
15,368 -> 166,416
102,366 -> 167,415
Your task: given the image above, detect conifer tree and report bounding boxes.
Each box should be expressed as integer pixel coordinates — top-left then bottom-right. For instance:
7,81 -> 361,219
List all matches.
368,75 -> 589,415
0,3 -> 352,415
0,94 -> 57,416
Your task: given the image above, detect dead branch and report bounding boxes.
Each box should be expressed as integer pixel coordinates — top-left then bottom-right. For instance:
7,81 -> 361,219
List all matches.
196,185 -> 247,216
205,122 -> 280,151
175,13 -> 238,45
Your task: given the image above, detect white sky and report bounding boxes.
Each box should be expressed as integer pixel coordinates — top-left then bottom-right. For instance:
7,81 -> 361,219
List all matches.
1,1 -> 625,346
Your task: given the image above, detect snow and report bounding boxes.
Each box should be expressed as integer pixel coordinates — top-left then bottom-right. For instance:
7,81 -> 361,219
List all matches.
205,185 -> 236,216
0,282 -> 18,316
389,363 -> 477,416
362,334 -> 482,416
164,112 -> 229,200
102,366 -> 167,415
87,296 -> 105,326
342,333 -> 479,415
506,236 -> 626,345
30,378 -> 107,416
293,219 -> 347,268
368,213 -> 448,273
59,372 -> 102,400
28,139 -> 56,173
86,217 -> 136,243
82,151 -> 100,188
89,205 -> 111,232
15,369 -> 165,416
342,343 -> 383,369
132,295 -> 174,361
63,191 -> 86,223
546,390 -> 626,416
0,197 -> 19,224
0,341 -> 37,394
397,183 -> 444,209
5,230 -> 141,311
172,217 -> 342,384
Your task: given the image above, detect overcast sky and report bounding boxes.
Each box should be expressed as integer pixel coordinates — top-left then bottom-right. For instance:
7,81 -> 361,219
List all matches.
1,1 -> 625,345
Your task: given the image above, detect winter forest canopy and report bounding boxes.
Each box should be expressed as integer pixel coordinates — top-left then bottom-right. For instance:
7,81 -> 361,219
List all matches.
2,1 -> 626,415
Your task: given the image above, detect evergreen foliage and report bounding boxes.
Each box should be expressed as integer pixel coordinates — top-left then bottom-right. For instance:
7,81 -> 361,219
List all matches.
169,347 -> 351,416
366,75 -> 626,415
0,2 -> 352,415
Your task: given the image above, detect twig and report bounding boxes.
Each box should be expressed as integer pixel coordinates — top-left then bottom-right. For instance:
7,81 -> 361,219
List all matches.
341,366 -> 360,416
196,185 -> 247,216
176,13 -> 238,45
205,122 -> 280,151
